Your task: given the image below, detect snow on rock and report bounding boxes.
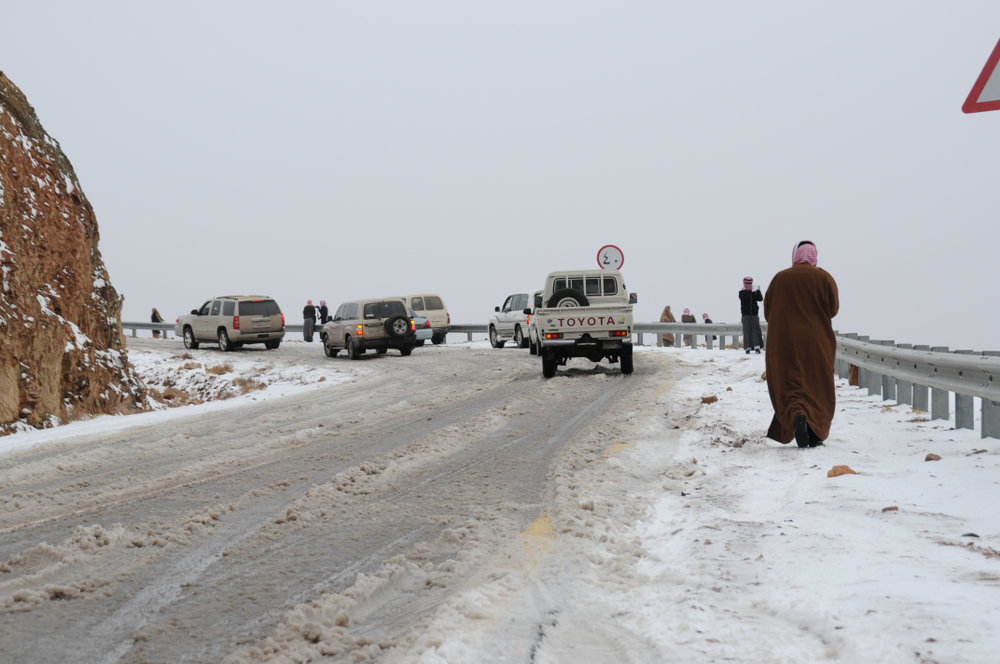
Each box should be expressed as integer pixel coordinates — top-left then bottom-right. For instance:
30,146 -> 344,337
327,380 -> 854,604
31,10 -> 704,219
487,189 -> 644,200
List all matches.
0,72 -> 147,434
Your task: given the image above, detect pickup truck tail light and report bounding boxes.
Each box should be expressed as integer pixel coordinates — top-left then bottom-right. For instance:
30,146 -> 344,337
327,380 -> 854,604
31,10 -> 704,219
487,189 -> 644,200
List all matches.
233,316 -> 240,330
356,324 -> 364,336
281,313 -> 286,328
544,332 -> 563,340
609,330 -> 629,338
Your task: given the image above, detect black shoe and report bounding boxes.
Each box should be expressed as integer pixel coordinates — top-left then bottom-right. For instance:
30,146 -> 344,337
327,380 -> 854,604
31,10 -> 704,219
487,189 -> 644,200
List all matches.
794,413 -> 810,448
808,431 -> 824,447
755,348 -> 761,354
745,349 -> 751,354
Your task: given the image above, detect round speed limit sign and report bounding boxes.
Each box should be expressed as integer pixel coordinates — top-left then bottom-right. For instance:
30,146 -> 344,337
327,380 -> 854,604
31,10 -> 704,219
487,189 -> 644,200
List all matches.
597,244 -> 624,270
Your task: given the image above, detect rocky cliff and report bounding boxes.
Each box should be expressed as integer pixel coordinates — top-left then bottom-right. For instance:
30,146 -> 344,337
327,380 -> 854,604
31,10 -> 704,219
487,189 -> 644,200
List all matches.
0,72 -> 147,434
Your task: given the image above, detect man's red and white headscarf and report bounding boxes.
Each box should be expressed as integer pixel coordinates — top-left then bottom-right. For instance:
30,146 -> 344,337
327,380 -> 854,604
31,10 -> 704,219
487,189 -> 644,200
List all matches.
792,241 -> 817,266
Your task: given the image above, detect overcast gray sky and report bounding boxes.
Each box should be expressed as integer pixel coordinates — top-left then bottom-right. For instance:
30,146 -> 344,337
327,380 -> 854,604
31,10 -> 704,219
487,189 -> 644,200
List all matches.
4,1 -> 999,350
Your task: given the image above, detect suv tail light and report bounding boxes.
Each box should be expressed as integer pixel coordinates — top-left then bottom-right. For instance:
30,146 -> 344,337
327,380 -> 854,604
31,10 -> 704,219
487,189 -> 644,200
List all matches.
233,316 -> 240,330
356,324 -> 364,336
281,313 -> 285,328
447,313 -> 451,324
410,319 -> 417,332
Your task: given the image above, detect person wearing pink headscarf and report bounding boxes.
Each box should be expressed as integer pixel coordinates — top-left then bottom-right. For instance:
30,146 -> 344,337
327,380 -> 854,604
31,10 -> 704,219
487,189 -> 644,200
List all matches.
680,307 -> 697,347
739,276 -> 763,353
319,300 -> 329,324
764,240 -> 839,447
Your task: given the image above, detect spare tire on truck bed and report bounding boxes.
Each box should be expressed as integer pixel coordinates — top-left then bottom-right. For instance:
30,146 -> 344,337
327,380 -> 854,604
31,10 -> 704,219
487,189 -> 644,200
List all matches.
547,288 -> 589,308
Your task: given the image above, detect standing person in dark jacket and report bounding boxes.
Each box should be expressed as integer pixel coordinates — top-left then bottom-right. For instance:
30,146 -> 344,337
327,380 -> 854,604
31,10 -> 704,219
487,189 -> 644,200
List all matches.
319,300 -> 329,324
303,300 -> 317,342
151,307 -> 164,339
739,276 -> 763,353
702,312 -> 717,341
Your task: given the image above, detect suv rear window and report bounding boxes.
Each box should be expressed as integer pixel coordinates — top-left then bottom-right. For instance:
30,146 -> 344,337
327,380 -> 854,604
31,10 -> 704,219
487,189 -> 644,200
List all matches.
363,301 -> 407,319
423,296 -> 444,310
240,300 -> 281,316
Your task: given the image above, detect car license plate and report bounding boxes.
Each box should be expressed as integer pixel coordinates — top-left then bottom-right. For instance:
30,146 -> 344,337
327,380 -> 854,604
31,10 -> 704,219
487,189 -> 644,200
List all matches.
253,319 -> 270,329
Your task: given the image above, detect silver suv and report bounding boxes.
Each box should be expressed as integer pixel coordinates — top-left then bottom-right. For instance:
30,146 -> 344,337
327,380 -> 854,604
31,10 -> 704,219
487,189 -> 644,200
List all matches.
178,296 -> 285,351
320,298 -> 417,359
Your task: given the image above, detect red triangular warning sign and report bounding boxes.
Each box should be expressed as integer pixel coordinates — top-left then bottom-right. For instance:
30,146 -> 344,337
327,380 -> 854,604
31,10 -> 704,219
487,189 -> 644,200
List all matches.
963,38 -> 1000,113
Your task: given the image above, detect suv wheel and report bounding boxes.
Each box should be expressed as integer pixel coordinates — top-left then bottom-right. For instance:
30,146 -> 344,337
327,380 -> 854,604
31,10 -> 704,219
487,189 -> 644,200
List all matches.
218,328 -> 232,351
265,340 -> 280,350
431,332 -> 445,345
400,345 -> 413,356
514,325 -> 528,349
489,326 -> 505,349
347,336 -> 361,360
323,335 -> 338,357
183,327 -> 199,350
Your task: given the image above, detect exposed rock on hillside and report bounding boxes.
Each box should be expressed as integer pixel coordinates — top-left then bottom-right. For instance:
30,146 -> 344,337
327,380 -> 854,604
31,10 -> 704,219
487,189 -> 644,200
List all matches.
0,72 -> 147,434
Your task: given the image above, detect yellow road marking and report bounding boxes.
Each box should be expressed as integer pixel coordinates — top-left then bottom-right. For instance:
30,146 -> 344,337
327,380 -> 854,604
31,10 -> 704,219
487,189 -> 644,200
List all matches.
521,513 -> 555,568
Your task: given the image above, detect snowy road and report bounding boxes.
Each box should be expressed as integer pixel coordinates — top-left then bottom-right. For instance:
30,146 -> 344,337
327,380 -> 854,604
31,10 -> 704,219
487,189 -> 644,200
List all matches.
4,339 -> 999,664
0,340 -> 667,663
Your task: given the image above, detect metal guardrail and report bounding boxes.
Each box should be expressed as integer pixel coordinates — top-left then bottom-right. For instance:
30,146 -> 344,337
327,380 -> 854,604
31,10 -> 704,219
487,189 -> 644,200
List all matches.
835,334 -> 1000,439
122,321 -> 999,439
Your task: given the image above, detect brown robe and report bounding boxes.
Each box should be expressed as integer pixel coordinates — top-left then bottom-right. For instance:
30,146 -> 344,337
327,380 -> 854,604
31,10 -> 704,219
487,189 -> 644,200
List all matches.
680,312 -> 697,346
764,264 -> 839,443
659,306 -> 676,346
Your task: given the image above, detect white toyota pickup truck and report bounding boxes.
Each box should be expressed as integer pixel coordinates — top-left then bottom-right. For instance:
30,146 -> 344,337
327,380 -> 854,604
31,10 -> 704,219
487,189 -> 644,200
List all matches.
532,269 -> 635,378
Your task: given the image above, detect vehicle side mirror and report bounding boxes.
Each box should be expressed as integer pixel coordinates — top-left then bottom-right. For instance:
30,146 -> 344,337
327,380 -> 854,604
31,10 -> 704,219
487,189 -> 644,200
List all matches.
191,309 -> 198,315
629,293 -> 638,304
523,308 -> 532,316
494,306 -> 500,312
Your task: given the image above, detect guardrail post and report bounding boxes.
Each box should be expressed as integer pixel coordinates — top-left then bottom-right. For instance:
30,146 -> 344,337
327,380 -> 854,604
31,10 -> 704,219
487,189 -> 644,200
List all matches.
911,344 -> 930,412
896,343 -> 913,405
982,351 -> 1000,439
865,338 -> 882,397
954,350 -> 975,430
880,340 -> 896,401
856,336 -> 870,391
930,346 -> 950,421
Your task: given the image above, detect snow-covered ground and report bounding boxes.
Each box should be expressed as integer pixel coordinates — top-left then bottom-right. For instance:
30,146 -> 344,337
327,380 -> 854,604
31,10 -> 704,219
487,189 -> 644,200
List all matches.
3,340 -> 997,663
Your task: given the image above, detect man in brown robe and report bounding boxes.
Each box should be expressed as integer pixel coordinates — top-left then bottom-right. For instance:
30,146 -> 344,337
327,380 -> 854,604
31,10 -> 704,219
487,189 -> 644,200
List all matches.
659,306 -> 676,347
764,241 -> 839,447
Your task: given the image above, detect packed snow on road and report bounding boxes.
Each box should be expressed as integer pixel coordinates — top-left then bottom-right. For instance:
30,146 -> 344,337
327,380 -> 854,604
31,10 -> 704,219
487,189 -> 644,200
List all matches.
2,338 -> 998,663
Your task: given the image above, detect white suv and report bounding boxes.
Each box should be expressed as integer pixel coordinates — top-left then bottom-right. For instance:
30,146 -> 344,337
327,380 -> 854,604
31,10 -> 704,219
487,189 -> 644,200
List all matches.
488,292 -> 532,349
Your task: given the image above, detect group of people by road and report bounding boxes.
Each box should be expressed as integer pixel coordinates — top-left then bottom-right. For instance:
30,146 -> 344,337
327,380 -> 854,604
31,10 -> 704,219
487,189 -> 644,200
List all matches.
301,300 -> 329,342
660,240 -> 840,448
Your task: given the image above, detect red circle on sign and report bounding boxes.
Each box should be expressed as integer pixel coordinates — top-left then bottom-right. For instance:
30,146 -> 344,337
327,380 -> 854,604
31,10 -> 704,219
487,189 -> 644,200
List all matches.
597,245 -> 624,270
